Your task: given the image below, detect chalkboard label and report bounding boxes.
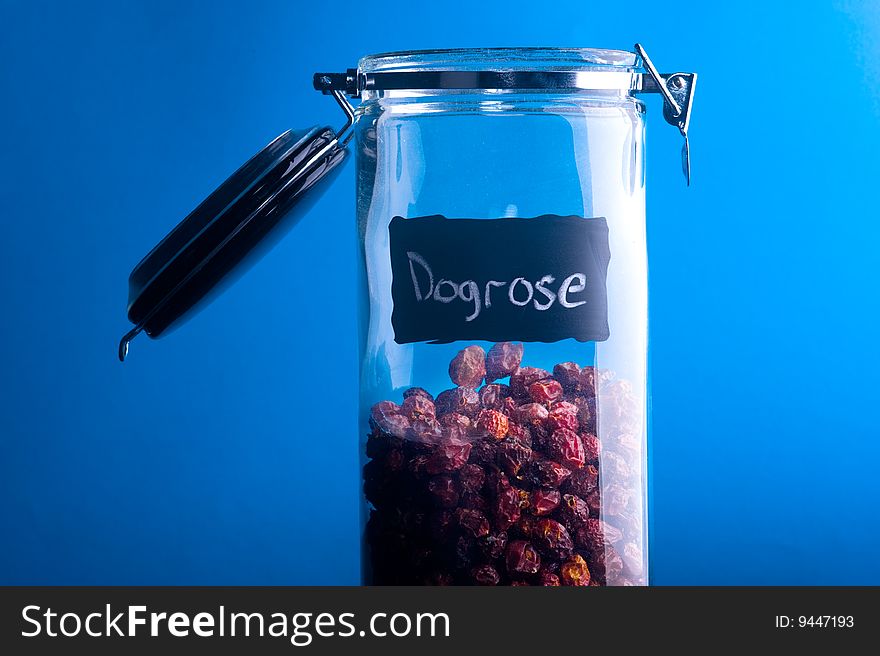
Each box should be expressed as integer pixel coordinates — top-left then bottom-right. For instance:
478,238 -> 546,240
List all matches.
389,215 -> 611,344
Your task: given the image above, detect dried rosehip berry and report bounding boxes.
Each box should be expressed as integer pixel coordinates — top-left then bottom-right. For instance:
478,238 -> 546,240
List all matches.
435,387 -> 480,417
581,433 -> 600,463
579,366 -> 597,397
538,571 -> 561,586
602,380 -> 639,427
492,484 -> 522,531
449,345 -> 486,388
514,515 -> 536,539
427,475 -> 460,508
506,422 -> 532,448
609,431 -> 640,460
500,396 -> 519,418
552,362 -> 581,392
564,464 -> 599,498
572,396 -> 595,433
560,554 -> 591,586
497,439 -> 532,479
403,386 -> 434,402
456,508 -> 490,538
600,519 -> 624,545
604,450 -> 633,480
485,342 -> 524,382
407,417 -> 443,445
471,564 -> 501,586
439,412 -> 471,430
402,394 -> 436,421
528,378 -> 563,405
516,402 -> 549,426
585,489 -> 601,518
588,544 -> 623,584
530,460 -> 571,488
621,542 -> 644,578
457,463 -> 485,494
370,402 -> 411,437
506,540 -> 541,575
546,402 -> 580,432
530,489 -> 560,516
425,442 -> 472,474
474,408 -> 509,440
371,400 -> 401,424
604,483 -> 630,517
478,531 -> 508,560
610,510 -> 642,537
486,469 -> 511,497
509,367 -> 551,399
547,428 -> 585,470
559,494 -> 590,532
467,440 -> 497,466
533,518 -> 574,560
479,383 -> 510,410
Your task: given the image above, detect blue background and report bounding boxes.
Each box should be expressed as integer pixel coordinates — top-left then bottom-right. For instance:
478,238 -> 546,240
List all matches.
1,0 -> 878,585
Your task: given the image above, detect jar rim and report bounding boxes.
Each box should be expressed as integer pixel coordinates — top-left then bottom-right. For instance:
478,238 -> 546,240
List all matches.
359,47 -> 640,74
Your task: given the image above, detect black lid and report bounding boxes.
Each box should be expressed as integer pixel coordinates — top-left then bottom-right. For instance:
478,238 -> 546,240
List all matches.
119,126 -> 347,360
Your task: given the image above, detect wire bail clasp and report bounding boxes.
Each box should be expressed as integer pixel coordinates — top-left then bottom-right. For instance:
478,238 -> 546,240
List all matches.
634,43 -> 697,185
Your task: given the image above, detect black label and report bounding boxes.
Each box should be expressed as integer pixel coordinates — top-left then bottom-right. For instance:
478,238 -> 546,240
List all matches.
389,215 -> 610,344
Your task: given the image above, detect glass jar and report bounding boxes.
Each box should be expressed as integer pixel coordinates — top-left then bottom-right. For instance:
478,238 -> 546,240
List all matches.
356,48 -> 660,586
119,44 -> 695,587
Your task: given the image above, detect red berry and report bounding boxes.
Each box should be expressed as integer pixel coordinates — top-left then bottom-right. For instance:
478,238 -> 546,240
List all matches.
547,402 -> 580,432
402,394 -> 436,421
531,460 -> 571,488
456,508 -> 490,538
516,402 -> 549,426
560,554 -> 591,586
485,342 -> 523,382
528,378 -> 563,404
478,383 -> 510,410
547,428 -> 585,469
552,362 -> 582,392
449,346 -> 486,388
530,488 -> 561,516
474,408 -> 509,440
509,367 -> 550,398
425,442 -> 472,474
533,518 -> 574,560
471,564 -> 501,586
506,540 -> 541,575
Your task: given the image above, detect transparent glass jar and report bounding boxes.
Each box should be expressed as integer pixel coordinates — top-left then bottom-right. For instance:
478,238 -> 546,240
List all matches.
120,44 -> 694,587
357,49 -> 651,586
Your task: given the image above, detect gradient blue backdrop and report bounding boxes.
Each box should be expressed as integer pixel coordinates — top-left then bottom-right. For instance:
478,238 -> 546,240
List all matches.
1,0 -> 878,584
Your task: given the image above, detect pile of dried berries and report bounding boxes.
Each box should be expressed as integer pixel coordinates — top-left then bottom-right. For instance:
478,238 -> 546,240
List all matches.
364,342 -> 645,586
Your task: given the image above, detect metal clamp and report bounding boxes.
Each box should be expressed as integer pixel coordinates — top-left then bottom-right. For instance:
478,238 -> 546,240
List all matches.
633,44 -> 697,185
313,44 -> 697,184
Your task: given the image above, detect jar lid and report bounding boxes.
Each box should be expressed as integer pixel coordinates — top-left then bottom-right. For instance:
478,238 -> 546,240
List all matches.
118,124 -> 348,360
